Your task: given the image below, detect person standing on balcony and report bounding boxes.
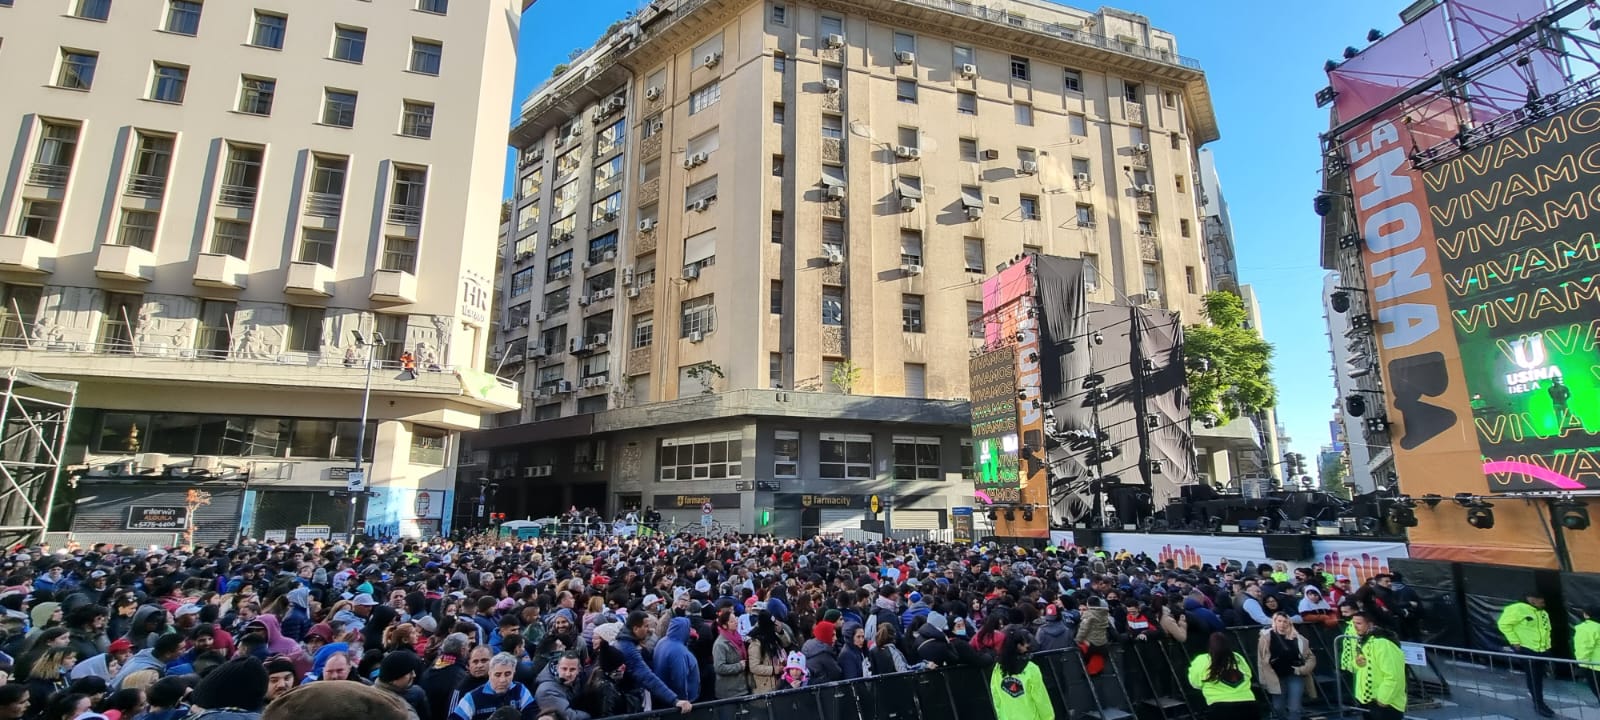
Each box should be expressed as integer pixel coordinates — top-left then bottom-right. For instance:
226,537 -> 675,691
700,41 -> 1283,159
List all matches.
400,351 -> 417,380
1498,591 -> 1554,717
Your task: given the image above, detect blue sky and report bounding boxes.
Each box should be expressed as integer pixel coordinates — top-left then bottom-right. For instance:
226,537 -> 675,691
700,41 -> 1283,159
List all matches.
508,0 -> 1411,466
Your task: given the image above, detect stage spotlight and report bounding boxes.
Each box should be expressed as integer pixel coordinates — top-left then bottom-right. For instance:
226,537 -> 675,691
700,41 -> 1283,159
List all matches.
1004,507 -> 1017,522
1350,313 -> 1374,330
1141,358 -> 1157,373
1554,500 -> 1590,531
1452,492 -> 1475,507
1345,394 -> 1367,417
1256,516 -> 1273,534
1092,331 -> 1104,346
986,507 -> 998,522
1146,413 -> 1160,429
1343,46 -> 1360,59
1315,86 -> 1338,108
1330,290 -> 1350,314
1387,504 -> 1418,528
1324,59 -> 1340,73
1367,29 -> 1385,42
1421,494 -> 1443,508
1022,505 -> 1034,522
1338,233 -> 1362,250
1207,516 -> 1223,532
1082,373 -> 1105,390
1466,501 -> 1495,530
1313,193 -> 1334,217
1365,415 -> 1390,434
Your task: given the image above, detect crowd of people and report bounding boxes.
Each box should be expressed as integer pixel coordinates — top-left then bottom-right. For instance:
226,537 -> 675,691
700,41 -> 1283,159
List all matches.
0,530 -> 1588,720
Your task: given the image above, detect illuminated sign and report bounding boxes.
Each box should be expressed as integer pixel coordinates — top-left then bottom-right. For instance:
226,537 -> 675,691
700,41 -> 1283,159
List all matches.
1503,335 -> 1561,394
969,347 -> 1020,497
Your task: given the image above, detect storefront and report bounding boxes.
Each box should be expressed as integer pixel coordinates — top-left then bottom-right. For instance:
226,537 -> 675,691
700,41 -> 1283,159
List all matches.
66,476 -> 246,546
651,492 -> 742,530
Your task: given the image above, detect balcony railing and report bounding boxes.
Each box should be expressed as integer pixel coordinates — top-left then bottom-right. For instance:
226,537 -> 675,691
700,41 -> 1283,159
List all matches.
28,164 -> 69,188
899,0 -> 1202,70
218,185 -> 258,208
387,204 -> 422,226
125,174 -> 167,198
304,193 -> 343,218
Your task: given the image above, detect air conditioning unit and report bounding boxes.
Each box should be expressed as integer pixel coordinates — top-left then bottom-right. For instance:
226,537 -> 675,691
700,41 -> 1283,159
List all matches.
622,268 -> 635,285
689,330 -> 705,343
558,231 -> 574,243
899,196 -> 919,212
688,199 -> 710,212
824,249 -> 844,265
583,377 -> 606,388
581,261 -> 594,271
981,149 -> 1000,161
688,152 -> 710,168
570,337 -> 586,353
826,33 -> 845,48
650,120 -> 664,134
570,121 -> 584,134
1134,143 -> 1151,153
682,263 -> 701,280
523,466 -> 538,478
594,288 -> 613,300
591,109 -> 608,124
1144,289 -> 1162,305
514,317 -> 530,328
1138,183 -> 1156,195
627,286 -> 640,298
645,86 -> 662,101
1074,172 -> 1092,183
703,52 -> 723,68
533,465 -> 553,477
136,453 -> 171,472
531,345 -> 548,358
603,250 -> 616,262
822,78 -> 841,93
191,455 -> 223,473
638,218 -> 657,232
824,185 -> 846,200
553,269 -> 571,280
536,311 -> 549,322
578,295 -> 592,306
606,97 -> 625,113
603,211 -> 618,222
895,51 -> 916,64
966,206 -> 984,220
901,263 -> 924,275
592,332 -> 609,346
557,379 -> 575,393
960,63 -> 978,78
894,146 -> 921,160
1019,161 -> 1039,175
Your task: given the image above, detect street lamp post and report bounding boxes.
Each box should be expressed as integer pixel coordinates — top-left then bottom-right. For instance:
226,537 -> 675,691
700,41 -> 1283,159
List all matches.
345,330 -> 386,539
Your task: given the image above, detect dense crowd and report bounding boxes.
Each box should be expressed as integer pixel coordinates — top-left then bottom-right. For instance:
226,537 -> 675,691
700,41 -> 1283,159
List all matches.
0,530 -> 1588,720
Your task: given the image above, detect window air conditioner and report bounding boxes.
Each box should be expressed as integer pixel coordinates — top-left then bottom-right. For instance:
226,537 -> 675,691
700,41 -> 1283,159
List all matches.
1019,161 -> 1039,175
578,295 -> 591,306
824,249 -> 844,265
826,33 -> 845,48
553,269 -> 571,280
603,211 -> 617,222
688,199 -> 710,212
1138,184 -> 1156,194
823,78 -> 841,92
899,196 -> 919,212
646,87 -> 662,101
824,185 -> 846,200
531,345 -> 548,358
638,218 -> 657,232
536,311 -> 548,322
603,250 -> 616,262
960,64 -> 978,78
592,332 -> 609,346
895,51 -> 916,65
703,52 -> 722,68
966,206 -> 984,220
689,330 -> 705,343
1074,172 -> 1093,182
683,264 -> 701,280
902,263 -> 924,275
1134,143 -> 1151,153
982,149 -> 1000,161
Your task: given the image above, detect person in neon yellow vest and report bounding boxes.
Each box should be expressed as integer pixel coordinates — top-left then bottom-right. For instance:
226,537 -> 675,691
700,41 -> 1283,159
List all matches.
1498,591 -> 1555,717
1350,612 -> 1405,720
1186,632 -> 1256,719
1575,605 -> 1600,703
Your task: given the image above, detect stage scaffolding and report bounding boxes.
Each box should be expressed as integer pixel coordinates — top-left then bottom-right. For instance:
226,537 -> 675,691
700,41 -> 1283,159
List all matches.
0,369 -> 75,549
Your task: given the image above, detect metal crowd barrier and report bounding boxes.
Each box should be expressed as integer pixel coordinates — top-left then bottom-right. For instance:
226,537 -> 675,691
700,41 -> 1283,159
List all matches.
1328,634 -> 1600,719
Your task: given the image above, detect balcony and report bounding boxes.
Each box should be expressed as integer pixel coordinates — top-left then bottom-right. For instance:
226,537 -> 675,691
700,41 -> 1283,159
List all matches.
218,185 -> 258,208
1134,195 -> 1155,213
93,244 -> 155,282
125,174 -> 167,199
284,261 -> 334,297
386,204 -> 422,227
0,234 -> 56,274
304,193 -> 343,218
194,252 -> 248,290
370,269 -> 418,303
27,164 -> 69,189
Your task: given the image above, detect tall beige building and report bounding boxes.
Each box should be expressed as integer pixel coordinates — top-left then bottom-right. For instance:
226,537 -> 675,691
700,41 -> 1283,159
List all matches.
481,0 -> 1217,534
0,0 -> 521,539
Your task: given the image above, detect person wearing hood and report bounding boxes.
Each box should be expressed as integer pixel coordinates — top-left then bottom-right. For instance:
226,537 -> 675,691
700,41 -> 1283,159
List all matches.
651,616 -> 699,703
122,606 -> 167,651
801,619 -> 841,684
110,634 -> 180,690
281,589 -> 312,643
1034,605 -> 1073,652
614,611 -> 691,713
836,622 -> 868,680
303,643 -> 351,683
25,603 -> 62,644
899,593 -> 930,632
187,657 -> 268,720
533,652 -> 589,720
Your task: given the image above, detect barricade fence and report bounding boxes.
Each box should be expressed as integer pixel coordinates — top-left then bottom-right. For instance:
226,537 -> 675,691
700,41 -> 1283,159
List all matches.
593,622 -> 1600,720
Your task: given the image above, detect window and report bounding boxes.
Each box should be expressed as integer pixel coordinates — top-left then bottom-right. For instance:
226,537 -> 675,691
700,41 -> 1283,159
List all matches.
238,76 -> 275,115
74,0 -> 111,21
418,0 -> 448,14
117,210 -> 158,250
251,11 -> 286,49
306,156 -> 345,202
587,231 -> 619,264
1143,262 -> 1161,294
1064,69 -> 1083,92
1131,126 -> 1148,146
220,144 -> 263,204
770,211 -> 784,243
685,127 -> 718,159
772,154 -> 784,177
1138,213 -> 1156,236
298,228 -> 336,266
773,430 -> 800,476
33,122 -> 79,179
542,287 -> 569,315
401,101 -> 434,138
894,435 -> 940,478
771,4 -> 786,25
1124,80 -> 1141,102
770,353 -> 783,389
635,254 -> 656,288
595,155 -> 623,192
902,294 -> 924,333
963,237 -> 984,273
322,89 -> 358,127
1014,103 -> 1033,126
957,91 -> 976,115
820,433 -> 872,480
1072,157 -> 1091,177
555,149 -> 580,179
286,306 -> 325,352
383,237 -> 418,273
685,176 -> 718,209
770,280 -> 783,314
960,138 -> 978,162
165,0 -> 201,35
953,45 -> 974,70
1171,133 -> 1182,150
1165,90 -> 1179,108
591,193 -> 622,225
149,63 -> 188,103
410,427 -> 447,466
532,404 -> 560,421
130,133 -> 173,187
1175,174 -> 1186,194
822,217 -> 845,256
1010,55 -> 1031,81
1084,253 -> 1100,291
821,287 -> 844,326
1018,147 -> 1037,165
658,432 -> 741,480
773,53 -> 787,73
680,295 -> 715,337
332,26 -> 366,63
967,301 -> 983,338
896,79 -> 918,103
1133,168 -> 1151,188
1076,204 -> 1095,228
1180,218 -> 1192,238
57,50 -> 98,90
1186,266 -> 1198,294
820,15 -> 843,38
897,175 -> 922,203
211,219 -> 250,258
410,39 -> 443,74
773,102 -> 785,124
631,313 -> 653,349
1020,195 -> 1040,221
899,231 -> 922,265
897,126 -> 920,150
1069,114 -> 1089,137
689,80 -> 721,114
547,250 -> 573,280
821,115 -> 843,139
821,63 -> 842,88
894,31 -> 915,57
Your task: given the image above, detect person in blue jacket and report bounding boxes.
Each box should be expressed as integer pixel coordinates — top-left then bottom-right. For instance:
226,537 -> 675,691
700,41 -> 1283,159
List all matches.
615,611 -> 692,713
652,616 -> 700,703
282,588 -> 312,643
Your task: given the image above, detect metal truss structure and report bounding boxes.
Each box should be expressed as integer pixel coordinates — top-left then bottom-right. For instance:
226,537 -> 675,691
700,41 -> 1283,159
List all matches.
0,369 -> 76,549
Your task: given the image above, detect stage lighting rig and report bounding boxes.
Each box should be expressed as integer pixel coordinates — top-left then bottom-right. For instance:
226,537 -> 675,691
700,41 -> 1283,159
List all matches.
1554,499 -> 1590,531
1466,501 -> 1495,530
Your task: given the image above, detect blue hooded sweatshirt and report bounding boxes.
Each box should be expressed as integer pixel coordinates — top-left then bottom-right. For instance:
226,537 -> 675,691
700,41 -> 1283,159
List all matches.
651,617 -> 699,703
304,642 -> 350,683
1183,598 -> 1224,636
615,626 -> 678,705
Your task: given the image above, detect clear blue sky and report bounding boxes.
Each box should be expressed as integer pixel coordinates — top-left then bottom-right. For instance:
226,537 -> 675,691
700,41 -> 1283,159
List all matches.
508,0 -> 1411,467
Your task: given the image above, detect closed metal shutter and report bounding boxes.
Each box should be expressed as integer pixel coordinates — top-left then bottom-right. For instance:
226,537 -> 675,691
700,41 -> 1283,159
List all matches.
818,509 -> 861,536
904,365 -> 926,398
891,510 -> 940,530
70,483 -> 242,545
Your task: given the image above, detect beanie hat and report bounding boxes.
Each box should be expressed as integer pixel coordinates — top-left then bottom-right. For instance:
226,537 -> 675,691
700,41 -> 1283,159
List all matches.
379,653 -> 419,683
263,656 -> 296,678
191,657 -> 269,712
813,620 -> 836,646
822,609 -> 841,623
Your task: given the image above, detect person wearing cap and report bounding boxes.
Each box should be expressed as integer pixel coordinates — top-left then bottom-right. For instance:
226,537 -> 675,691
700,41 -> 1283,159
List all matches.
140,675 -> 193,720
187,656 -> 269,720
263,656 -> 297,703
376,652 -> 430,720
1498,591 -> 1554,717
336,594 -> 378,635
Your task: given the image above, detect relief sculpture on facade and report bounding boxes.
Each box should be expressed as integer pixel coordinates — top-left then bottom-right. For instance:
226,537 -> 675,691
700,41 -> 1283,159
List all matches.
135,294 -> 199,355
231,302 -> 286,360
36,287 -> 101,349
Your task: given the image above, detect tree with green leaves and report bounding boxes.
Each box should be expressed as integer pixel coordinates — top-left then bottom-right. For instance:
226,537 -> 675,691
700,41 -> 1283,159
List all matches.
831,359 -> 862,394
1184,291 -> 1277,426
1318,452 -> 1351,499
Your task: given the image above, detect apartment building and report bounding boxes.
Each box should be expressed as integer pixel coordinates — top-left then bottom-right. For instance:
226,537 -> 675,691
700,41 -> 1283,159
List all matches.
0,0 -> 520,539
479,0 -> 1218,535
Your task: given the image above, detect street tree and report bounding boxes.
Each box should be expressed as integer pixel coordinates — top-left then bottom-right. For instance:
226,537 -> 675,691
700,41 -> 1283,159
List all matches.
1184,291 -> 1277,426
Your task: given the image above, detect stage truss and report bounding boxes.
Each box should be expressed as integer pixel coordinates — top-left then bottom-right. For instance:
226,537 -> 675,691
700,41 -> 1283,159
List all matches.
0,369 -> 76,549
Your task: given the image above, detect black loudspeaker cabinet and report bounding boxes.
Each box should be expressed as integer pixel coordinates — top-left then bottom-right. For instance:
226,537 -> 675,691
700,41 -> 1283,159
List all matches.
1262,534 -> 1314,561
1073,528 -> 1103,550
